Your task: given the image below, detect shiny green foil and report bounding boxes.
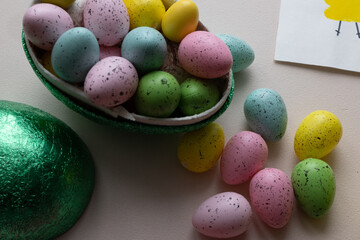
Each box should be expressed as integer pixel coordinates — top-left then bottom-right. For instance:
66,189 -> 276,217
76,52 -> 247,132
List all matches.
0,101 -> 95,240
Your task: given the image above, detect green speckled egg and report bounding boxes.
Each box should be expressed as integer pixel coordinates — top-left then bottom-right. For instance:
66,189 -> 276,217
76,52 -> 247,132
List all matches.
216,34 -> 255,73
294,110 -> 342,160
0,100 -> 95,240
134,71 -> 181,117
291,158 -> 335,218
179,77 -> 220,116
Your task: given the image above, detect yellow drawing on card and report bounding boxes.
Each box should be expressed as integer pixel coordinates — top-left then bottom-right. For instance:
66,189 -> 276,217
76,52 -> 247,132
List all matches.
324,0 -> 360,37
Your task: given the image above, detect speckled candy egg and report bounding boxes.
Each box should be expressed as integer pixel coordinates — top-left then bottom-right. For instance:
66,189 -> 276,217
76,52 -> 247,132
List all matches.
220,131 -> 268,185
23,3 -> 74,51
51,27 -> 100,83
84,0 -> 129,46
192,192 -> 252,238
84,57 -> 138,107
179,77 -> 220,116
178,31 -> 233,79
177,123 -> 225,173
134,71 -> 181,117
291,158 -> 336,218
244,88 -> 287,142
216,34 -> 255,73
121,27 -> 167,73
294,110 -> 342,160
41,0 -> 75,9
249,168 -> 294,228
123,0 -> 165,29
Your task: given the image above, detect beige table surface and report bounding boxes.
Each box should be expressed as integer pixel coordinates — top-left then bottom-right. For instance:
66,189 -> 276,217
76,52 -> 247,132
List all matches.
1,0 -> 359,239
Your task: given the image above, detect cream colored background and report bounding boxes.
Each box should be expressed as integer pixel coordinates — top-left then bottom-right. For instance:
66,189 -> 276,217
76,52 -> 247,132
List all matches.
1,0 -> 359,239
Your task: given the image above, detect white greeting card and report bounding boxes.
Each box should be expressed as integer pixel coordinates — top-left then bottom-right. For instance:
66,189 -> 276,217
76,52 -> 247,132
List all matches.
275,0 -> 360,72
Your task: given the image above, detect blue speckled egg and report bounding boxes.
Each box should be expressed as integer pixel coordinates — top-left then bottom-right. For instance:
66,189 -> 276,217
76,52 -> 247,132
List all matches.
216,34 -> 255,73
51,27 -> 100,83
121,26 -> 167,73
244,88 -> 287,142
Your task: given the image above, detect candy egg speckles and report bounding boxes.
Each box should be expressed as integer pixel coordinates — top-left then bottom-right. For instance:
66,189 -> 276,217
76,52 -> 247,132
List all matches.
216,34 -> 255,73
291,158 -> 336,218
23,3 -> 74,51
134,71 -> 181,117
121,27 -> 167,73
192,192 -> 252,239
249,168 -> 294,228
84,57 -> 138,107
161,0 -> 199,42
244,88 -> 287,142
51,27 -> 100,83
177,123 -> 225,173
179,77 -> 220,116
178,31 -> 233,79
123,0 -> 165,30
84,0 -> 129,46
220,131 -> 268,185
294,110 -> 342,160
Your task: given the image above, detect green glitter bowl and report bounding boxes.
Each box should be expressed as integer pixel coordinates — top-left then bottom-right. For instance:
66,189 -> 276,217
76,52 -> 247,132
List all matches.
22,19 -> 234,134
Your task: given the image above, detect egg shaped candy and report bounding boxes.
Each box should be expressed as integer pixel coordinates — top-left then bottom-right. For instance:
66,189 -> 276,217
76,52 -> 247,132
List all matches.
291,158 -> 336,218
249,168 -> 294,228
51,27 -> 100,83
221,131 -> 268,185
294,110 -> 342,160
178,31 -> 233,79
41,0 -> 75,9
177,123 -> 225,173
123,0 -> 166,30
161,0 -> 177,9
121,27 -> 167,73
192,192 -> 252,238
179,77 -> 220,116
84,0 -> 129,46
23,3 -> 74,51
84,57 -> 138,107
161,0 -> 199,42
134,71 -> 181,117
244,88 -> 287,142
0,100 -> 94,240
216,34 -> 255,73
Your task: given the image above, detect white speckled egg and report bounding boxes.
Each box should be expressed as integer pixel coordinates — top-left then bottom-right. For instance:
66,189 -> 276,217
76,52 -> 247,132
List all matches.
192,192 -> 252,239
51,27 -> 100,83
84,0 -> 130,46
23,3 -> 74,50
84,57 -> 138,107
244,88 -> 288,142
220,131 -> 268,185
121,27 -> 167,73
178,31 -> 233,79
249,168 -> 294,228
216,34 -> 255,73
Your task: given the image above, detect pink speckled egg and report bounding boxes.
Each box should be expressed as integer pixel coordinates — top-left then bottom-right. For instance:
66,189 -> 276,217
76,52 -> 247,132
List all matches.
84,0 -> 130,46
249,168 -> 294,228
178,31 -> 233,79
23,3 -> 74,50
84,56 -> 138,107
100,45 -> 122,60
192,192 -> 252,239
221,131 -> 268,185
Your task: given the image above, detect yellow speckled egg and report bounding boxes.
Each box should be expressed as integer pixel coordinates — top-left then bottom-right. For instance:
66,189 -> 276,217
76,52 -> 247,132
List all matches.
41,0 -> 75,9
294,110 -> 342,160
42,51 -> 58,77
177,123 -> 225,173
161,0 -> 199,42
123,0 -> 165,30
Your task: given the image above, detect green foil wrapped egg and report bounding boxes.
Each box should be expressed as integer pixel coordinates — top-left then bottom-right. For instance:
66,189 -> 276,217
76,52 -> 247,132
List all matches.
0,101 -> 95,240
